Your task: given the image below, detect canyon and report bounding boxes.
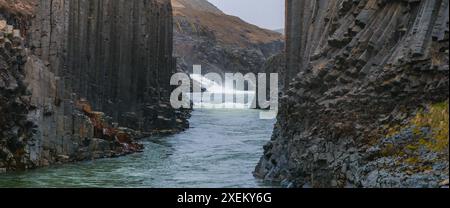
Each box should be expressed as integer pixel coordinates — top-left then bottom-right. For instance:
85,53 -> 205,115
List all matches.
1,0 -> 449,189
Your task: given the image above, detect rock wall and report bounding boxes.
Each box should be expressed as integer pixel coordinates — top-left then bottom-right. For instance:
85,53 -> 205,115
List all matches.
30,0 -> 185,133
263,53 -> 286,91
1,21 -> 33,171
256,0 -> 449,188
1,0 -> 187,172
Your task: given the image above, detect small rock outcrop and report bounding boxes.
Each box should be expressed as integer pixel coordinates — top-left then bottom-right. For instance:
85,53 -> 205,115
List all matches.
256,0 -> 449,188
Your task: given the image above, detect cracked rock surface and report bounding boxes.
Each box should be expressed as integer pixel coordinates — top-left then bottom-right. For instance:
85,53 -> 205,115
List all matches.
255,0 -> 449,188
1,0 -> 187,172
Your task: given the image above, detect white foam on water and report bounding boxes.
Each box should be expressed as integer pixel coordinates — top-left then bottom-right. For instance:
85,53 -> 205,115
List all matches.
190,74 -> 256,109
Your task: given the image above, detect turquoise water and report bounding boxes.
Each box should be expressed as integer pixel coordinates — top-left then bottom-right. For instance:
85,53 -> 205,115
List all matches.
0,109 -> 275,188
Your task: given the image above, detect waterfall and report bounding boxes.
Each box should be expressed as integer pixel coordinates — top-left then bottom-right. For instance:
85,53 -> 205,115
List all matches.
190,74 -> 256,109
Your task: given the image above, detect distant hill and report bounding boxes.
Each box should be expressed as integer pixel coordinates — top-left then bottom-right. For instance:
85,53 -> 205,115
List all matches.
0,0 -> 35,16
273,28 -> 285,35
172,0 -> 223,14
172,0 -> 284,74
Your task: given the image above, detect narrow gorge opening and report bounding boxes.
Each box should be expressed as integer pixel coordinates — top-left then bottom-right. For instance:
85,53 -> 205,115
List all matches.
0,0 -> 286,188
2,0 -> 447,189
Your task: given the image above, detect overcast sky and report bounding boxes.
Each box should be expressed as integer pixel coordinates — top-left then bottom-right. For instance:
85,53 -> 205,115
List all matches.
207,0 -> 285,30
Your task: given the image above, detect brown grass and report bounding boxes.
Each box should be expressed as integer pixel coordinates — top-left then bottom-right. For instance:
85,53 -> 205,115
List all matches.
172,0 -> 283,47
0,0 -> 35,16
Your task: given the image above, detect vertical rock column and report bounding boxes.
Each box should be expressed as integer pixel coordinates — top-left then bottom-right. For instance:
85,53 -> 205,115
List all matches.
67,0 -> 177,132
30,0 -> 179,134
3,0 -> 182,170
256,0 -> 449,188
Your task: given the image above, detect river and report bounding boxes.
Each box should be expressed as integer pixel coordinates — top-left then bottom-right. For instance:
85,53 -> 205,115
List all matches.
0,108 -> 276,188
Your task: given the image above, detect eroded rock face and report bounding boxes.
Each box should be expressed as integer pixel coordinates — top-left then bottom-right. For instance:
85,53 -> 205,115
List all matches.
30,0 -> 185,134
0,21 -> 33,172
172,0 -> 284,74
263,53 -> 286,91
1,0 -> 186,172
256,0 -> 449,188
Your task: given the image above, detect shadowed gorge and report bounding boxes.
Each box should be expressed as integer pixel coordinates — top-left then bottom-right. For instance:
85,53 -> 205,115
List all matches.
1,0 -> 449,189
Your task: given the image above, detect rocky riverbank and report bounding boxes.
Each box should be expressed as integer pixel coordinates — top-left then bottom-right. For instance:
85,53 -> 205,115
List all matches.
256,0 -> 449,188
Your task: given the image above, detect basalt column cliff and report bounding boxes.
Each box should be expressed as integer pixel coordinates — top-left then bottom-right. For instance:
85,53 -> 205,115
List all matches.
256,0 -> 449,188
1,0 -> 187,172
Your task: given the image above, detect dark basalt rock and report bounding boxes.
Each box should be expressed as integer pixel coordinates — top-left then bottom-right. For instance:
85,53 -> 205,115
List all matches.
256,0 -> 449,188
0,21 -> 34,172
1,0 -> 188,172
